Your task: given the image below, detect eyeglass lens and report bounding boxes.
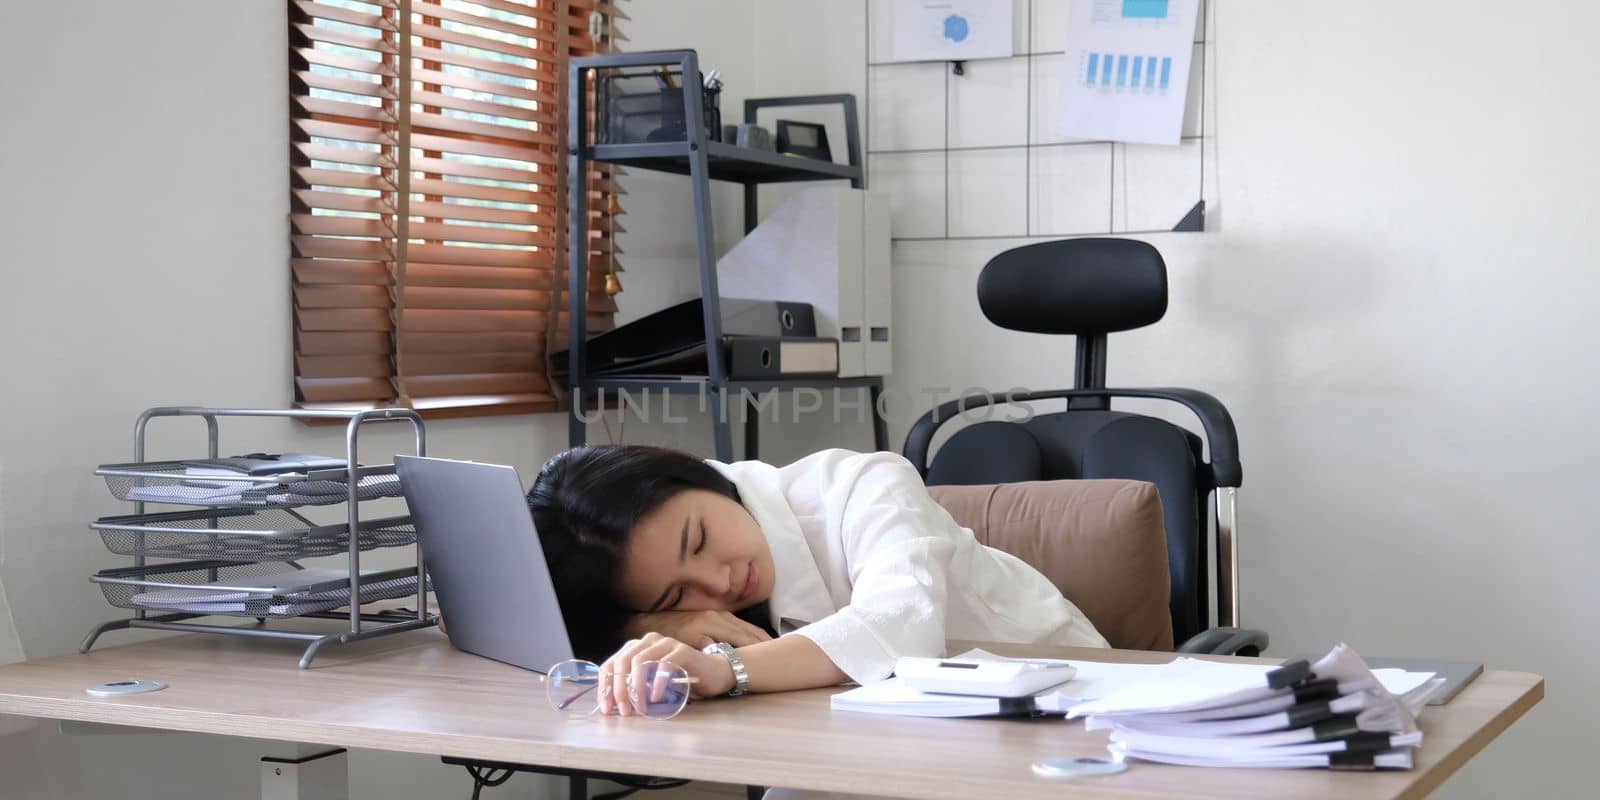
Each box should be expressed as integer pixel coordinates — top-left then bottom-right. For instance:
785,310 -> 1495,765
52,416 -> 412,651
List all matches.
628,660 -> 692,720
546,659 -> 692,720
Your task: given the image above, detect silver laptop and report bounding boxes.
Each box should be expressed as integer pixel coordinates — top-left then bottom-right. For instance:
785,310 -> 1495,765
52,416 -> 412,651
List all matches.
395,455 -> 574,673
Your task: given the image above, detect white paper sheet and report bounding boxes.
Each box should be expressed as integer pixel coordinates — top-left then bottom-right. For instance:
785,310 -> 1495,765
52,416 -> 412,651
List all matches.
1057,0 -> 1200,144
890,0 -> 1014,63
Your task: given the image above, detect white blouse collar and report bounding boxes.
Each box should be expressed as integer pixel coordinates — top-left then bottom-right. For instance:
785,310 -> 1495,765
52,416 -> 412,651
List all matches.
708,459 -> 836,632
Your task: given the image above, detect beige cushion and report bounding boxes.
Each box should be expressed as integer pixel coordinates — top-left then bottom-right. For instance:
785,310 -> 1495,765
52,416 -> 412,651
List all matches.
928,480 -> 1173,651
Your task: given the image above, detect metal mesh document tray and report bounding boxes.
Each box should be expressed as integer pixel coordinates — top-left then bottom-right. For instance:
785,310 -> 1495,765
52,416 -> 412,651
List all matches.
96,461 -> 403,507
89,561 -> 423,619
89,508 -> 416,561
595,66 -> 714,145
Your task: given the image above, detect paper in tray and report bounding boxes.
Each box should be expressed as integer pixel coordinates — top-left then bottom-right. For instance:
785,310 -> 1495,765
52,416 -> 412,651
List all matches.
129,569 -> 421,617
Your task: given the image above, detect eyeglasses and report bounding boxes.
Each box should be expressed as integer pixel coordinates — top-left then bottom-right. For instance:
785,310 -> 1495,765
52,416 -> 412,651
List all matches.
544,658 -> 699,720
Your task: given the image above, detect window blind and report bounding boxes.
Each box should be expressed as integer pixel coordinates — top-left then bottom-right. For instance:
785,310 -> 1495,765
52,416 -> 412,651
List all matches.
289,0 -> 623,418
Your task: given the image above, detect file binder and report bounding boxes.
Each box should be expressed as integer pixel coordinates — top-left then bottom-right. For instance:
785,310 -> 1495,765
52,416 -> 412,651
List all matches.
728,337 -> 838,378
550,297 -> 817,379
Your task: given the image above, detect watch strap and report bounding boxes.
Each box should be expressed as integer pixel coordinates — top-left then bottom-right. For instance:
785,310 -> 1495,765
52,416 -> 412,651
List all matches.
703,642 -> 749,696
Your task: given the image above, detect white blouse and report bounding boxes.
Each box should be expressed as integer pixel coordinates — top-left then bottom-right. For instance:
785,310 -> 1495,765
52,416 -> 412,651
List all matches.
709,449 -> 1108,684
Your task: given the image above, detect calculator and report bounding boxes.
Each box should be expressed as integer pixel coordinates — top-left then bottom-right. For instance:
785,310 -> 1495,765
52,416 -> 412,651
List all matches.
896,656 -> 1079,698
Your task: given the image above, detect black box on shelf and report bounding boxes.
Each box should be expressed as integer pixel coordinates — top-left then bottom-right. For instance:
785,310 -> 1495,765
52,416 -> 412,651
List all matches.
594,67 -> 718,145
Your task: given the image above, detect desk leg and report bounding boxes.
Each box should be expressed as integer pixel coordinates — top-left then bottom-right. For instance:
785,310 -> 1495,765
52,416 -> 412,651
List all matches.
569,774 -> 586,800
746,785 -> 765,800
261,746 -> 348,800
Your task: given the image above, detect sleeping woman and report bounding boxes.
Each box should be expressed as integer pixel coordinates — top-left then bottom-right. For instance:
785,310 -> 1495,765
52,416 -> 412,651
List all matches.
527,445 -> 1108,715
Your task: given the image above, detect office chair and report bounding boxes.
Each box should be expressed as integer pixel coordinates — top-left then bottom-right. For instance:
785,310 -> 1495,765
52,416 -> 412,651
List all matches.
903,238 -> 1267,656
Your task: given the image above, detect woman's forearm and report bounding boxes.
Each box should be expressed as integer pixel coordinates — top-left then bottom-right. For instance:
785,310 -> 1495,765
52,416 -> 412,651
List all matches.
737,633 -> 849,693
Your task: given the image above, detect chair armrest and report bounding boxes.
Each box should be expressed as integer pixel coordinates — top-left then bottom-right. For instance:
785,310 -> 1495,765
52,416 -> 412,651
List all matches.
1176,627 -> 1269,657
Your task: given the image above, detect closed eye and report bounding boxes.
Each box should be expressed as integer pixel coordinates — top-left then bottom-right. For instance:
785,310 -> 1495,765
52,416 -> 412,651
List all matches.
693,523 -> 707,556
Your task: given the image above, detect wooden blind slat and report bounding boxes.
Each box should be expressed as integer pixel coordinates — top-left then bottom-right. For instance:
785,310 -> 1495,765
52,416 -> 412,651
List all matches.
295,283 -> 391,309
292,214 -> 394,239
401,372 -> 549,397
407,396 -> 559,414
410,176 -> 549,205
409,110 -> 553,147
412,22 -> 541,61
293,0 -> 395,32
296,95 -> 395,124
399,330 -> 542,354
412,66 -> 543,103
404,262 -> 609,291
412,2 -> 543,40
404,285 -> 547,310
294,188 -> 394,215
296,354 -> 393,380
460,0 -> 557,25
297,47 -> 398,78
298,331 -> 392,356
408,221 -> 552,248
403,352 -> 541,376
293,258 -> 390,285
405,242 -> 543,269
411,43 -> 546,83
408,131 -> 546,163
409,199 -> 554,227
296,118 -> 392,145
297,376 -> 396,402
297,307 -> 393,331
411,88 -> 553,125
409,154 -> 552,188
296,70 -> 396,101
401,308 -> 545,332
298,141 -> 391,168
295,166 -> 394,192
293,22 -> 397,55
292,235 -> 393,262
405,262 -> 541,290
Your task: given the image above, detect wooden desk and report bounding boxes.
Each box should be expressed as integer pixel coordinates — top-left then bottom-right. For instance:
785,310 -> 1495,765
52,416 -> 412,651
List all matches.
0,628 -> 1541,800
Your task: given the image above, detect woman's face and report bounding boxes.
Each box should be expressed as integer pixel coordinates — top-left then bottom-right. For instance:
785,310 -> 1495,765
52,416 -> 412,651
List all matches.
616,489 -> 776,615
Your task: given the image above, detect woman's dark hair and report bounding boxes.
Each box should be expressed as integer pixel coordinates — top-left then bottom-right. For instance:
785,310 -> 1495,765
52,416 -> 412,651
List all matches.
526,444 -> 770,661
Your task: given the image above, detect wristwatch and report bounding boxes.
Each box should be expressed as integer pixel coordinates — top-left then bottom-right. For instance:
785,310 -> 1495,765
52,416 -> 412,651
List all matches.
701,641 -> 750,696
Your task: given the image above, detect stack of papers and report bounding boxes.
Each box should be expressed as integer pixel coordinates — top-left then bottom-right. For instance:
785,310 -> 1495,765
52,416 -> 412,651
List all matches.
1078,644 -> 1446,770
830,645 -> 1444,771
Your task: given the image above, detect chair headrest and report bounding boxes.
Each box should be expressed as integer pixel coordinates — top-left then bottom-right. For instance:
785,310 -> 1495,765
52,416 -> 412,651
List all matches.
977,238 -> 1168,335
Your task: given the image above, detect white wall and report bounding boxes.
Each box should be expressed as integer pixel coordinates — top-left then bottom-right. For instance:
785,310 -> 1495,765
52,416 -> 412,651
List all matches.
0,0 -> 581,795
747,0 -> 1591,797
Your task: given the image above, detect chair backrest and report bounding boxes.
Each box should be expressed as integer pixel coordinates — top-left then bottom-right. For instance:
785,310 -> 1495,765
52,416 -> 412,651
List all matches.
907,238 -> 1236,646
927,479 -> 1174,651
926,415 -> 1208,644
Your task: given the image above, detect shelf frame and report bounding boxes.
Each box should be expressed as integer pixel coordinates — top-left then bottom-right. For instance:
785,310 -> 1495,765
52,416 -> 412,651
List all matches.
566,50 -> 884,461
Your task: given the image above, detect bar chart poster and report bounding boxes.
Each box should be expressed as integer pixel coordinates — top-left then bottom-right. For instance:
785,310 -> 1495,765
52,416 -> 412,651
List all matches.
1058,0 -> 1200,145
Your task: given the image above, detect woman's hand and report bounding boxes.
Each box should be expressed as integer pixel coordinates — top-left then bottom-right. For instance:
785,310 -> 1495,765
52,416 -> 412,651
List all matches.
621,609 -> 772,648
597,632 -> 736,716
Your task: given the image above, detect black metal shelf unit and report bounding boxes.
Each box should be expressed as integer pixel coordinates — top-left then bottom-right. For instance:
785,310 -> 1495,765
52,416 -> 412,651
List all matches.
566,49 -> 888,461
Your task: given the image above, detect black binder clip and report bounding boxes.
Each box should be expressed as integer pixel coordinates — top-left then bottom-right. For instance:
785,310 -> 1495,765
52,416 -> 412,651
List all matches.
1266,659 -> 1314,690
